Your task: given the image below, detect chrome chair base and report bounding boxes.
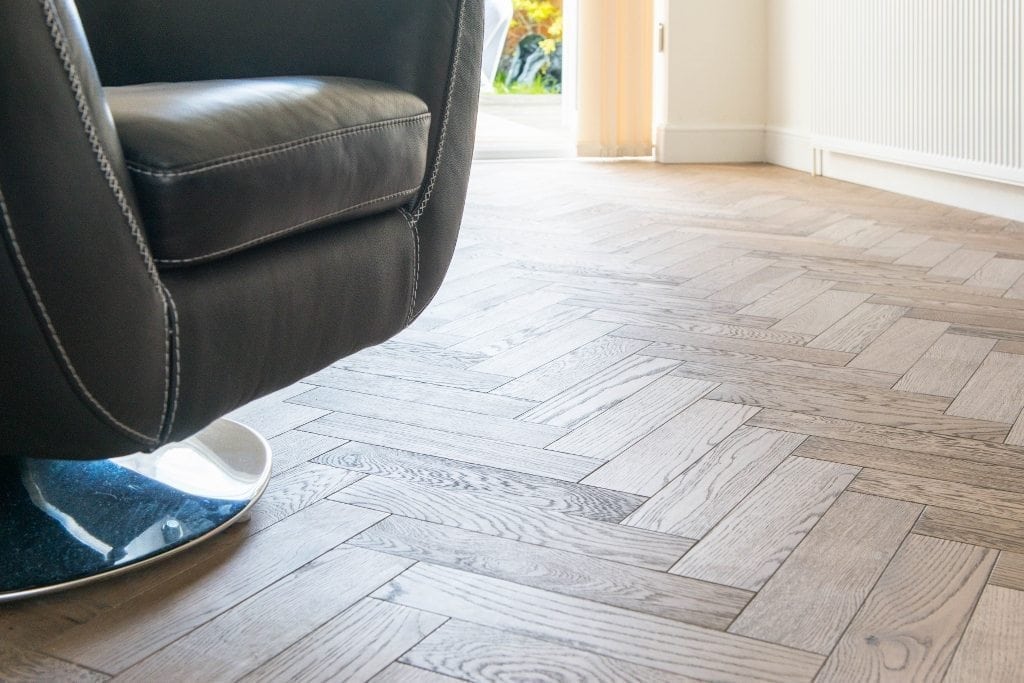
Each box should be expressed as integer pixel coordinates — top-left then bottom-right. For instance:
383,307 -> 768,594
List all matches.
0,419 -> 271,602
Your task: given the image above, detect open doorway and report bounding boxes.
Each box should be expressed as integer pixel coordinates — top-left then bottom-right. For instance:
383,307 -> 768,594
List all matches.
474,0 -> 577,160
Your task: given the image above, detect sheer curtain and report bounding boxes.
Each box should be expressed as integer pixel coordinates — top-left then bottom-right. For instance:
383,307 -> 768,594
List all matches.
575,0 -> 655,157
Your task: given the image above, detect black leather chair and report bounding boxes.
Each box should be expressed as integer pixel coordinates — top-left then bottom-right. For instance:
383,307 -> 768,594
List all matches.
0,0 -> 482,600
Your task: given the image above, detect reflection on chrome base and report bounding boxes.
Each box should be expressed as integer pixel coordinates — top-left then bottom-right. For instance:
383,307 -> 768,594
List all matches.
0,419 -> 271,602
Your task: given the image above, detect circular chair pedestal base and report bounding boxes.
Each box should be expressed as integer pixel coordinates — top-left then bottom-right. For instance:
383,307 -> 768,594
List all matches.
0,419 -> 271,603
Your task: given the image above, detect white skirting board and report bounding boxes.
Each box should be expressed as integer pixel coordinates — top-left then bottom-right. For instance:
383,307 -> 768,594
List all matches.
655,125 -> 765,164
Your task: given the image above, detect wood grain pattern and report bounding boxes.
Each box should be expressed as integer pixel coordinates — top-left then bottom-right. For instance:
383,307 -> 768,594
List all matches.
349,515 -> 748,629
945,586 -> 1024,683
267,429 -> 346,476
471,319 -> 619,376
848,318 -> 950,373
915,506 -> 1024,555
806,302 -> 909,352
850,469 -> 1024,522
816,535 -> 997,682
771,290 -> 871,335
728,492 -> 920,654
372,564 -> 824,683
893,333 -> 997,398
670,457 -> 859,591
371,663 -> 461,683
582,399 -> 760,495
946,351 -> 1024,423
990,552 -> 1024,590
737,276 -> 837,318
0,643 -> 106,683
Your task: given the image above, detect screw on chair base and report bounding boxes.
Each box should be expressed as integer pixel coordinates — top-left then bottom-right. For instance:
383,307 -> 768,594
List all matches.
0,419 -> 271,603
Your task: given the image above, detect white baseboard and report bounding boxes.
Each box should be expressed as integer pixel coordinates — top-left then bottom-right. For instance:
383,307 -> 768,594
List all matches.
822,151 -> 1024,223
765,127 -> 814,173
656,125 -> 765,164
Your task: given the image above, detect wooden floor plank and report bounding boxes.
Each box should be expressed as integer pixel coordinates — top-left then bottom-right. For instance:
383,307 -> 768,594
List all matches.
708,265 -> 804,304
848,318 -> 950,373
371,663 -> 460,683
348,516 -> 749,629
893,333 -> 997,398
850,469 -> 1024,522
964,257 -> 1024,293
331,475 -> 691,570
927,248 -> 996,281
915,507 -> 1024,555
946,351 -> 1024,423
670,457 -> 859,591
736,276 -> 838,318
893,239 -> 962,267
771,290 -> 871,335
372,564 -> 824,683
0,643 -> 106,683
547,375 -> 717,459
623,426 -> 804,537
471,319 -> 620,376
728,492 -> 920,654
816,535 -> 997,682
401,621 -> 688,683
945,586 -> 1024,683
990,552 -> 1024,591
805,302 -> 908,353
113,547 -> 414,682
247,461 -> 365,534
315,441 -> 644,523
581,399 -> 760,496
267,429 -> 346,476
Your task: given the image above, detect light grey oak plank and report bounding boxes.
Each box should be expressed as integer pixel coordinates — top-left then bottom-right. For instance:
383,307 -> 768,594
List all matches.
424,277 -> 550,323
1007,409 -> 1024,446
893,334 -> 997,398
945,585 -> 1024,683
736,277 -> 837,318
243,599 -> 446,683
489,335 -> 649,401
861,231 -> 930,261
247,461 -> 365,534
915,507 -> 1024,555
684,256 -> 775,293
316,441 -> 644,523
349,516 -> 749,629
816,535 -> 997,682
43,501 -> 387,674
547,375 -> 717,460
306,366 -> 536,418
268,429 -> 346,476
927,248 -> 996,280
729,492 -> 921,654
947,351 -> 1024,423
771,290 -> 871,335
113,547 -> 414,682
331,475 -> 691,570
303,412 -> 600,482
990,552 -> 1024,590
371,663 -> 460,683
964,257 -> 1024,292
372,564 -> 824,683
432,288 -> 567,339
893,239 -> 962,267
850,469 -> 1024,522
587,307 -> 814,345
670,457 -> 859,591
0,643 -> 107,683
806,302 -> 909,353
623,427 -> 806,537
519,355 -> 678,428
471,319 -> 620,376
402,620 -> 689,683
581,399 -> 760,496
661,246 -> 751,279
227,383 -> 327,438
447,303 -> 590,357
293,386 -> 565,448
848,318 -> 950,373
708,265 -> 804,304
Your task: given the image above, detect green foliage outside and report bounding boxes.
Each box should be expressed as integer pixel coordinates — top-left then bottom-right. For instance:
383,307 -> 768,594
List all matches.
495,0 -> 563,95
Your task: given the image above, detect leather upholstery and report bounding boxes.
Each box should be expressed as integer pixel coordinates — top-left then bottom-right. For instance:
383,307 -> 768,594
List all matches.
108,77 -> 430,265
0,0 -> 481,461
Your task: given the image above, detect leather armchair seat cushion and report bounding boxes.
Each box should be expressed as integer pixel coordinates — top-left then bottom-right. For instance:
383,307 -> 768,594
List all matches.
106,76 -> 430,266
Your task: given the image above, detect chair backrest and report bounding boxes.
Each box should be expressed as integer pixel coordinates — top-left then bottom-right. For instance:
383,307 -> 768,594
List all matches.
0,0 -> 173,460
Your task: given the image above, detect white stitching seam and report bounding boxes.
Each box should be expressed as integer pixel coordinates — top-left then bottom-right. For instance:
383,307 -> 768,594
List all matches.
154,187 -> 421,265
162,286 -> 181,439
125,114 -> 431,177
40,0 -> 173,444
406,0 -> 468,324
0,188 -> 158,444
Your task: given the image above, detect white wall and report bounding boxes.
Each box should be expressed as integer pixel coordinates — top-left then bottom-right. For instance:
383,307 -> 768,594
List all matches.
654,0 -> 767,163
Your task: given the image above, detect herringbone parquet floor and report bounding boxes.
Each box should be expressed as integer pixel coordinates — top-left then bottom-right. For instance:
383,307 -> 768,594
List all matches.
5,161 -> 1024,682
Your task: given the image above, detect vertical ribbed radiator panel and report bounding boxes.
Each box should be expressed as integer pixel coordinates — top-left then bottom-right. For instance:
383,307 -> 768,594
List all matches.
815,0 -> 1023,185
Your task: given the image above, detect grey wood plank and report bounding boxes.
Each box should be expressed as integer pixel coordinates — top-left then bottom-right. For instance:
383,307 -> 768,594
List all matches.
247,461 -> 365,534
331,475 -> 691,570
43,501 -> 388,674
243,599 -> 446,683
349,515 -> 749,629
315,441 -> 644,523
848,318 -> 951,373
946,351 -> 1024,423
893,333 -> 997,398
490,335 -> 650,401
990,552 -> 1024,590
893,239 -> 961,267
670,457 -> 859,591
850,469 -> 1024,522
447,303 -> 590,357
817,535 -> 996,682
736,277 -> 838,318
519,355 -> 679,428
471,319 -> 620,376
661,246 -> 751,279
306,366 -> 536,418
945,585 -> 1024,683
861,231 -> 930,261
401,620 -> 690,683
227,382 -> 327,438
303,412 -> 600,482
582,399 -> 760,496
588,307 -> 814,345
547,375 -> 717,460
0,643 -> 107,683
684,256 -> 776,292
112,547 -> 414,682
268,429 -> 347,476
806,302 -> 909,353
424,278 -> 551,323
432,288 -> 568,338
371,564 -> 824,683
728,492 -> 921,654
927,248 -> 996,281
293,386 -> 565,448
371,663 -> 461,683
708,265 -> 804,304
771,290 -> 871,335
1007,408 -> 1024,446
914,507 -> 1024,554
623,427 -> 805,537
964,257 -> 1024,292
